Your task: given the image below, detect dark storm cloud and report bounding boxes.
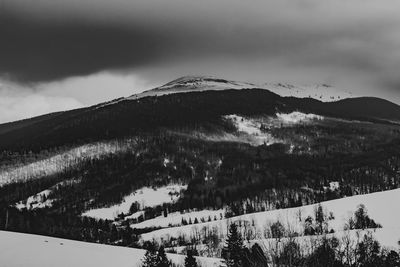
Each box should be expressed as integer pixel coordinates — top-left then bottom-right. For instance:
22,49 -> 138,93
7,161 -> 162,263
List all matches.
1,0 -> 400,100
0,14 -> 167,82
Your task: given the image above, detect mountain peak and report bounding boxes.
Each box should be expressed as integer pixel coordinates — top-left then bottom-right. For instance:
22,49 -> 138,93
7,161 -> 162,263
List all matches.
127,75 -> 258,100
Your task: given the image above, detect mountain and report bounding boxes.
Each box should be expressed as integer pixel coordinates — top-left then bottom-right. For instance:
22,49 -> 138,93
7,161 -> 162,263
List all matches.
0,76 -> 399,152
2,76 -> 400,266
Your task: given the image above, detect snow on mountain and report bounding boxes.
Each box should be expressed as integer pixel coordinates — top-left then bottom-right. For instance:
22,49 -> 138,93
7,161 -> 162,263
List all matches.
127,76 -> 258,100
140,188 -> 400,248
0,138 -> 137,186
125,76 -> 355,103
130,209 -> 225,230
223,114 -> 279,146
0,231 -> 224,267
264,82 -> 356,102
82,184 -> 187,220
15,188 -> 54,210
219,112 -> 323,146
15,179 -> 80,210
275,112 -> 323,124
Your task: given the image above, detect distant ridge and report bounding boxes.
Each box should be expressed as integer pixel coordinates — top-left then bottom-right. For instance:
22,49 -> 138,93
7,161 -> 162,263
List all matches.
125,75 -> 356,102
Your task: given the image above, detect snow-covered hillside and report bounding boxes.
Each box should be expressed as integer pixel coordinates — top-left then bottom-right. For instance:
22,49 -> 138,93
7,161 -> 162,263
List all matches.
222,112 -> 324,146
131,209 -> 225,230
140,188 -> 400,248
82,184 -> 187,220
126,76 -> 355,103
0,138 -> 137,186
0,231 -> 223,267
250,227 -> 400,257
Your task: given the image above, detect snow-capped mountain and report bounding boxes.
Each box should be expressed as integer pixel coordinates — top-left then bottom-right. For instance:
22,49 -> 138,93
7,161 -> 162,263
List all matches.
127,75 -> 355,102
127,76 -> 258,100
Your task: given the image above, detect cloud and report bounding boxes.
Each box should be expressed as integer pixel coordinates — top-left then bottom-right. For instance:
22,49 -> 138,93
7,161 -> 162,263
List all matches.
1,0 -> 400,104
37,71 -> 156,105
0,81 -> 82,123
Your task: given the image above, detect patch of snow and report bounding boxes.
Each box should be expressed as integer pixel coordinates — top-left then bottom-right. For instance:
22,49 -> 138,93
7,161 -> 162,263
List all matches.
275,112 -> 323,124
15,179 -> 81,210
15,189 -> 53,210
82,184 -> 187,220
222,112 -> 322,146
131,209 -> 225,229
0,231 -> 224,267
163,158 -> 171,167
124,211 -> 145,220
265,82 -> 355,102
224,115 -> 279,146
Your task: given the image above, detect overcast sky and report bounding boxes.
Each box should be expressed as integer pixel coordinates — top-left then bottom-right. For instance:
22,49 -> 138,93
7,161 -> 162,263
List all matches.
1,0 -> 400,123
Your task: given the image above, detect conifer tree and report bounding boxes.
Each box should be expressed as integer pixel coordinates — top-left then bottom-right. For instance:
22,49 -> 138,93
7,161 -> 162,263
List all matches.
142,244 -> 158,267
184,250 -> 198,267
223,223 -> 245,267
157,246 -> 171,267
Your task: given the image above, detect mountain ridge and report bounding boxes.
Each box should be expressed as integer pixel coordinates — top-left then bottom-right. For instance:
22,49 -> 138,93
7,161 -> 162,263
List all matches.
127,75 -> 355,102
0,77 -> 399,152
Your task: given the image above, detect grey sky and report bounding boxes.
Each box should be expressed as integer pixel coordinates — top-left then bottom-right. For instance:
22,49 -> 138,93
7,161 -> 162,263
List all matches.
1,0 -> 400,123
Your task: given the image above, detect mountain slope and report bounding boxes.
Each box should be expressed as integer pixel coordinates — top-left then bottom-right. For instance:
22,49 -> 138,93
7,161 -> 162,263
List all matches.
2,77 -> 400,265
0,80 -> 399,152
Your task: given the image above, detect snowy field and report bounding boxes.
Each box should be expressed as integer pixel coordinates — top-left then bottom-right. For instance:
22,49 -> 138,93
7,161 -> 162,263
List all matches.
0,231 -> 224,267
82,184 -> 187,220
141,188 -> 400,246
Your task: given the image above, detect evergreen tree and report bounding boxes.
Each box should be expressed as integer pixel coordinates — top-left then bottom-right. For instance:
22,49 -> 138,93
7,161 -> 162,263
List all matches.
157,246 -> 171,267
184,250 -> 198,267
385,250 -> 400,267
223,223 -> 245,267
142,244 -> 158,267
315,204 -> 325,234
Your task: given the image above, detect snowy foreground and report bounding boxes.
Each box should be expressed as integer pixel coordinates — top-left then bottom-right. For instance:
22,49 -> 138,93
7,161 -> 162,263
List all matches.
0,231 -> 223,267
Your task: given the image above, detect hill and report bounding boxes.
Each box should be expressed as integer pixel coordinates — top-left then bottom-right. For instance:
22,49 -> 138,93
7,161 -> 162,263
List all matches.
0,231 -> 223,267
